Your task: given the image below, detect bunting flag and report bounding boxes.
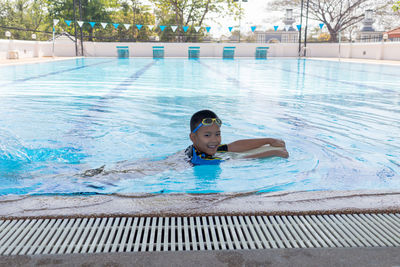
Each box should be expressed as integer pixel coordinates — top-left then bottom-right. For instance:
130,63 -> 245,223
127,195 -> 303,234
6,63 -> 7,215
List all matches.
319,23 -> 324,29
53,19 -> 304,35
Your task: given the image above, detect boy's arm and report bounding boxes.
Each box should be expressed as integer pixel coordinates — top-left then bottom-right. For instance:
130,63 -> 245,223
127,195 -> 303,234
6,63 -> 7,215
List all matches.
227,138 -> 286,152
242,148 -> 289,159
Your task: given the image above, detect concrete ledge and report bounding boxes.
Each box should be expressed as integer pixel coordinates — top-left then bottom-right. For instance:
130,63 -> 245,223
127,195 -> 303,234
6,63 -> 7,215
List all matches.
1,190 -> 400,219
1,247 -> 400,267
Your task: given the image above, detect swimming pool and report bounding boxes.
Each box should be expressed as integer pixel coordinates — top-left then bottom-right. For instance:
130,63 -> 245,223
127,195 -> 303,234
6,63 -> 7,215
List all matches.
1,58 -> 399,195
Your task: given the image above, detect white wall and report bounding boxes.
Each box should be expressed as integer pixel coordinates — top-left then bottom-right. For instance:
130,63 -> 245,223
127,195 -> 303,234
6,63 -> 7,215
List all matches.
1,39 -> 400,61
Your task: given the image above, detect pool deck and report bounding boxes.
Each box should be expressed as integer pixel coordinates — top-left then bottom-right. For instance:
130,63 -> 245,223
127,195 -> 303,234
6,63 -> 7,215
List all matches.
1,247 -> 400,267
1,190 -> 400,219
0,56 -> 78,66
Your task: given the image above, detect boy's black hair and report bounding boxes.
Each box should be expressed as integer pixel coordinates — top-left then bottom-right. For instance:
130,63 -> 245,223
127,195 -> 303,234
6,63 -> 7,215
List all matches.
190,110 -> 218,132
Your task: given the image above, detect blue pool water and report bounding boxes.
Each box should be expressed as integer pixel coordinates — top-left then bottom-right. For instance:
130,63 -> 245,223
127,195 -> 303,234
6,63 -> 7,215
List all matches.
0,58 -> 399,195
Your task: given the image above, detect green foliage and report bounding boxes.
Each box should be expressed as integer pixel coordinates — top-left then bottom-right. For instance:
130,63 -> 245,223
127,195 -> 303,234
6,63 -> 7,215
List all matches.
1,0 -> 50,40
150,0 -> 237,42
393,1 -> 400,12
1,0 -> 235,42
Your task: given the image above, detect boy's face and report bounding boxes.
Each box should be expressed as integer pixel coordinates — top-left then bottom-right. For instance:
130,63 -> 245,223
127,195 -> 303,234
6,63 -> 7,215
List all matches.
190,123 -> 221,155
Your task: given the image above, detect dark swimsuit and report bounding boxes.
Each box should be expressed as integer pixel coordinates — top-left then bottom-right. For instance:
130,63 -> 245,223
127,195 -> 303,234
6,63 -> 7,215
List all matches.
185,144 -> 228,166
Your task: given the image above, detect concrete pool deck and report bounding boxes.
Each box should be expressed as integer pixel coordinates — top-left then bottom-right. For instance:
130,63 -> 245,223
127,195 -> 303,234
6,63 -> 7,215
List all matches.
0,56 -> 78,66
1,190 -> 400,219
1,247 -> 400,267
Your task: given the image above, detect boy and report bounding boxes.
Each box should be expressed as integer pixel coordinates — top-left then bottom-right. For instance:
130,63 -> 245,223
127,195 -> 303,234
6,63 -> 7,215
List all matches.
185,110 -> 289,165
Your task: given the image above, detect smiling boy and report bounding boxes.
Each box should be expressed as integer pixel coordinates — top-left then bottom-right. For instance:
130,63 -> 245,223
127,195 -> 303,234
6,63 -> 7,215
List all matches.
185,110 -> 289,165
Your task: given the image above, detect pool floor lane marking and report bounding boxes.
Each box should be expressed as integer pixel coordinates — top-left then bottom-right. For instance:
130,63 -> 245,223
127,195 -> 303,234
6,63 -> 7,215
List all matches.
199,59 -> 399,95
67,61 -> 157,137
1,59 -> 115,86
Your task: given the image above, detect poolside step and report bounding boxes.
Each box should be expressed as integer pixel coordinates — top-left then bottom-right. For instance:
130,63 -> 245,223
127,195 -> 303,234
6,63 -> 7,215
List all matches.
1,213 -> 399,255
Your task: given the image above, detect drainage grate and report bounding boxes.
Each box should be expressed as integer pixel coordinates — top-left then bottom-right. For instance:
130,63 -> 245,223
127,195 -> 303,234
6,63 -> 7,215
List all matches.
1,214 -> 399,255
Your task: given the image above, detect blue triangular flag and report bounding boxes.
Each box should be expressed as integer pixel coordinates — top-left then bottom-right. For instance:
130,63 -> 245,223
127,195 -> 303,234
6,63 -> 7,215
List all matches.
228,26 -> 233,32
136,24 -> 143,30
296,24 -> 301,31
160,25 -> 166,31
113,23 -> 119,29
89,22 -> 96,28
183,26 -> 189,32
251,26 -> 256,32
65,20 -> 72,26
319,23 -> 324,29
274,25 -> 278,31
206,26 -> 211,32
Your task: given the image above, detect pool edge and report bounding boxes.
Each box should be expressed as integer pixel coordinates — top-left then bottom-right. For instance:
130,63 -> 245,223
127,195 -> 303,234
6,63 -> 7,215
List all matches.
1,190 -> 399,219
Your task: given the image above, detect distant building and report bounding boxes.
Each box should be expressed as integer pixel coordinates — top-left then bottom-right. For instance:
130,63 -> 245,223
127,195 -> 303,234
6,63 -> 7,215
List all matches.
384,27 -> 400,42
254,9 -> 298,43
356,9 -> 384,42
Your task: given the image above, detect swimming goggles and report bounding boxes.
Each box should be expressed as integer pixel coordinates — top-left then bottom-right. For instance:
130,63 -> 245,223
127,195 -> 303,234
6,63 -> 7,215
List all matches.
192,118 -> 222,133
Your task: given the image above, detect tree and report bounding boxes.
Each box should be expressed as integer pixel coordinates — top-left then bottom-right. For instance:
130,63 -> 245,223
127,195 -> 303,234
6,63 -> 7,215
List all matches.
47,0 -> 118,41
118,0 -> 156,41
393,1 -> 400,12
0,0 -> 50,40
269,0 -> 394,42
150,0 -> 237,42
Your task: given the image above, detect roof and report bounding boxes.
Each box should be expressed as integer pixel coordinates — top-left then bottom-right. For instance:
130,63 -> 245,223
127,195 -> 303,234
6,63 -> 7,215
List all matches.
385,26 -> 400,38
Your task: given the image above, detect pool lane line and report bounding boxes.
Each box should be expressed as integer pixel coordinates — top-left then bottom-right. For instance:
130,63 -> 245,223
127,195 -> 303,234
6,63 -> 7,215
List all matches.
67,60 -> 157,137
200,60 -> 399,95
197,60 -> 245,89
1,59 -> 115,86
308,59 -> 400,79
275,60 -> 399,95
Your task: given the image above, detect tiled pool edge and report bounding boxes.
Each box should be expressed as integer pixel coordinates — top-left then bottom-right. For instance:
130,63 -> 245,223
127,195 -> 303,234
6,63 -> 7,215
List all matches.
1,190 -> 400,219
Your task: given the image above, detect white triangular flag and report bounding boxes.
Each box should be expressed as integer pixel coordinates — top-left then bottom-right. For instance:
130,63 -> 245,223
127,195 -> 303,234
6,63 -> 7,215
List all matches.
77,21 -> 84,27
148,25 -> 154,30
53,19 -> 60,26
101,22 -> 108,29
194,26 -> 201,32
124,24 -> 131,30
284,25 -> 290,31
171,26 -> 178,32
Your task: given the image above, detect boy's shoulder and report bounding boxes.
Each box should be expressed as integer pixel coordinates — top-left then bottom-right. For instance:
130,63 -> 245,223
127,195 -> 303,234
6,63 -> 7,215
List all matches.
185,144 -> 228,165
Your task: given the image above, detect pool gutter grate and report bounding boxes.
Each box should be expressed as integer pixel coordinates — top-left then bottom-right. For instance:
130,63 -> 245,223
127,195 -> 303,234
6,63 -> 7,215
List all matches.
0,214 -> 399,255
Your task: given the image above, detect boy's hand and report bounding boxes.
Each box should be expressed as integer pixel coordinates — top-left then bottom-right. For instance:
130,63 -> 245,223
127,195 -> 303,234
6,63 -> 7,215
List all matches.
270,139 -> 286,147
276,148 -> 289,158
